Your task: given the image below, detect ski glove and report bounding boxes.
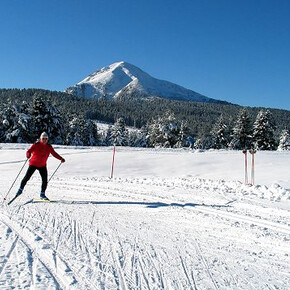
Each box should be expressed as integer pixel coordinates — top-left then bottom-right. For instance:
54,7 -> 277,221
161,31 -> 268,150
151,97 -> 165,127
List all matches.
26,152 -> 31,159
61,158 -> 66,163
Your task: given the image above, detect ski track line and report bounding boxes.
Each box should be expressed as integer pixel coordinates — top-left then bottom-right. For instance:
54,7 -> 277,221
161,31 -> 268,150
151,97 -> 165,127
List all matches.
84,184 -> 290,288
110,223 -> 144,290
0,222 -> 62,290
0,234 -> 19,279
0,159 -> 27,166
12,207 -> 115,289
193,206 -> 290,236
111,246 -> 129,290
33,212 -> 100,290
49,180 -> 225,213
179,255 -> 196,290
0,212 -> 94,290
31,178 -> 290,221
137,252 -> 152,290
96,183 -> 290,236
27,179 -> 290,240
192,237 -> 219,290
0,213 -> 34,280
49,180 -> 176,204
37,177 -> 233,217
0,214 -> 65,289
51,180 -> 290,237
10,180 -> 289,288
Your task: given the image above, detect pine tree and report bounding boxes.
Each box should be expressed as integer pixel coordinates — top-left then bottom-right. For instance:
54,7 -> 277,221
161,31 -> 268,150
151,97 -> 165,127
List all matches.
175,121 -> 188,148
193,138 -> 202,149
146,118 -> 160,147
83,119 -> 98,146
0,102 -> 33,143
31,95 -> 64,143
229,109 -> 252,149
146,111 -> 188,148
252,110 -> 276,150
111,117 -> 129,146
161,112 -> 179,148
278,129 -> 290,150
211,115 -> 229,149
31,95 -> 48,136
0,104 -> 17,142
104,125 -> 113,146
66,116 -> 85,146
128,130 -> 147,147
46,103 -> 65,144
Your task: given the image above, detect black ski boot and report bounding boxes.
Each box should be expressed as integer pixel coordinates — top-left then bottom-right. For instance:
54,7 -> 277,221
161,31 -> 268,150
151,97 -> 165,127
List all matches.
40,192 -> 49,201
16,188 -> 23,196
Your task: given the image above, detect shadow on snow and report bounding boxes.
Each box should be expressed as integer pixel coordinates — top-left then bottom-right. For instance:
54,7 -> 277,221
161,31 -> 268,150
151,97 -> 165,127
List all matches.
25,199 -> 236,209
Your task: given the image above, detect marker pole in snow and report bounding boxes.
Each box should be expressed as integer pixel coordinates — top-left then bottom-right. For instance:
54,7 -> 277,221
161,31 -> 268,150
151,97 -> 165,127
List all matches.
242,149 -> 248,185
110,145 -> 116,179
3,158 -> 28,202
249,149 -> 257,185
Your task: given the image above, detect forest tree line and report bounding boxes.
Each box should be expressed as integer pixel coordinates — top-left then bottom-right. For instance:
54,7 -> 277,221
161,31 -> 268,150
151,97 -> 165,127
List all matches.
0,88 -> 289,150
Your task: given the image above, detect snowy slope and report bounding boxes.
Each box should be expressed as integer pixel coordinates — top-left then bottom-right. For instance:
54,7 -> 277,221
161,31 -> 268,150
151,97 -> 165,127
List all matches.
0,145 -> 290,289
66,61 -> 221,102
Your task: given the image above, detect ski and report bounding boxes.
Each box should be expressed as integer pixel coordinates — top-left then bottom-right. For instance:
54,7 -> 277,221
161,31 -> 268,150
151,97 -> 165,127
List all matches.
32,198 -> 54,203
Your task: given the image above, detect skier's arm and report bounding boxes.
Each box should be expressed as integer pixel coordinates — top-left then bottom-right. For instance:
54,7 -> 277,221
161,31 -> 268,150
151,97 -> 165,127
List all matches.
50,146 -> 65,163
26,144 -> 35,159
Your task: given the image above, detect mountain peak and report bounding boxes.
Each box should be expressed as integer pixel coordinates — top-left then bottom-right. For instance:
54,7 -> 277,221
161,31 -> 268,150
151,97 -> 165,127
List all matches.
66,62 -> 223,103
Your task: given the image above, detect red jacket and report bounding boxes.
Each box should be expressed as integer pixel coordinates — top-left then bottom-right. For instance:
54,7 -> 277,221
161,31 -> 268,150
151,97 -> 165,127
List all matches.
27,142 -> 63,167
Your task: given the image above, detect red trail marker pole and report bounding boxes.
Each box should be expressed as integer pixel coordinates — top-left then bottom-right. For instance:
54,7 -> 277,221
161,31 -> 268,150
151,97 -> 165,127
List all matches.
242,149 -> 248,185
110,145 -> 116,179
249,149 -> 257,185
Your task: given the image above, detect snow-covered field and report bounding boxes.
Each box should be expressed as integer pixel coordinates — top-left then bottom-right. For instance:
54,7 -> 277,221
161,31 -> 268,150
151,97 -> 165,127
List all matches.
0,144 -> 289,289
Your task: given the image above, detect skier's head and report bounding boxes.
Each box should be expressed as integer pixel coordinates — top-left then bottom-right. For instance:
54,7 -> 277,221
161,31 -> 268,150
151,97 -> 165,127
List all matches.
40,132 -> 48,144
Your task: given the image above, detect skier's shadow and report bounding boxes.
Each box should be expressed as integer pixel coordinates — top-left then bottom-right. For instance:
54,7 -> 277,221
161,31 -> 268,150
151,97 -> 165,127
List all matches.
27,199 -> 236,208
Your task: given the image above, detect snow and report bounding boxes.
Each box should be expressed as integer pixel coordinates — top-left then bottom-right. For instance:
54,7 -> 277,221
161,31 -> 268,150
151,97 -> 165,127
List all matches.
0,144 -> 290,289
66,61 -> 216,102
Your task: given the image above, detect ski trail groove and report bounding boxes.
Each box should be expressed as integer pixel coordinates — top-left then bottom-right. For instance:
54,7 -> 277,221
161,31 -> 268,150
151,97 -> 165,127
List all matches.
0,213 -> 80,289
0,233 -> 19,279
179,255 -> 197,290
193,237 -> 219,290
50,179 -> 289,237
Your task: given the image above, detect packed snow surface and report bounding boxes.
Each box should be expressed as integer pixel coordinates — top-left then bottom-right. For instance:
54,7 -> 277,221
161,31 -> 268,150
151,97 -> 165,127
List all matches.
66,61 -> 217,102
0,144 -> 289,289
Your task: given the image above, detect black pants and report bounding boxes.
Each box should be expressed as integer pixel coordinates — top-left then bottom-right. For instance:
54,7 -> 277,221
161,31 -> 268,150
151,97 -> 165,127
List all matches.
21,165 -> 48,193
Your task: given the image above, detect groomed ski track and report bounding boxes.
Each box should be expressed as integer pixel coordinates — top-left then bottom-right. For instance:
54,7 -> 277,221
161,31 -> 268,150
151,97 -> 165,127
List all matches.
0,146 -> 290,289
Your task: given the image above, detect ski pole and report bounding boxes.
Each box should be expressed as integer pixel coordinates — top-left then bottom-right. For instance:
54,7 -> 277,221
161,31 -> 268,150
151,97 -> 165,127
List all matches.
48,162 -> 62,183
242,149 -> 248,185
3,159 -> 28,201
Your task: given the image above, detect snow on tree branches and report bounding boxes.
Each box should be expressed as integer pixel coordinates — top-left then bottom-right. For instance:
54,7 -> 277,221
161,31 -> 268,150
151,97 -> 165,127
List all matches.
146,111 -> 190,148
252,110 -> 276,150
278,130 -> 290,151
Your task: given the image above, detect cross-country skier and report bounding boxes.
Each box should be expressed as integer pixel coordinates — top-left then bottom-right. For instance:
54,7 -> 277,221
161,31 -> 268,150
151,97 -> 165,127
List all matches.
15,132 -> 65,200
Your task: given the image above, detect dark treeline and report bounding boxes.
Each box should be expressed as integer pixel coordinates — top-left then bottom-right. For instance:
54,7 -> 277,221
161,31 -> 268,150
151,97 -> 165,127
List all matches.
0,88 -> 289,149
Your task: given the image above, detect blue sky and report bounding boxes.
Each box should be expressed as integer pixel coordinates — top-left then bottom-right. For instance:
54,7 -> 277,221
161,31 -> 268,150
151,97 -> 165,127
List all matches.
0,0 -> 289,110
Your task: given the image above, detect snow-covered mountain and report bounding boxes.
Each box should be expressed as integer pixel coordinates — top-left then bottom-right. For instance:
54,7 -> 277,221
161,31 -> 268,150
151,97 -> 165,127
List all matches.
66,61 -> 223,103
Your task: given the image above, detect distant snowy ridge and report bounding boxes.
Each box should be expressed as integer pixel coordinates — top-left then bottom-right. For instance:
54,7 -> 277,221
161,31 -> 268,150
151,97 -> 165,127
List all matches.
66,61 -> 223,103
